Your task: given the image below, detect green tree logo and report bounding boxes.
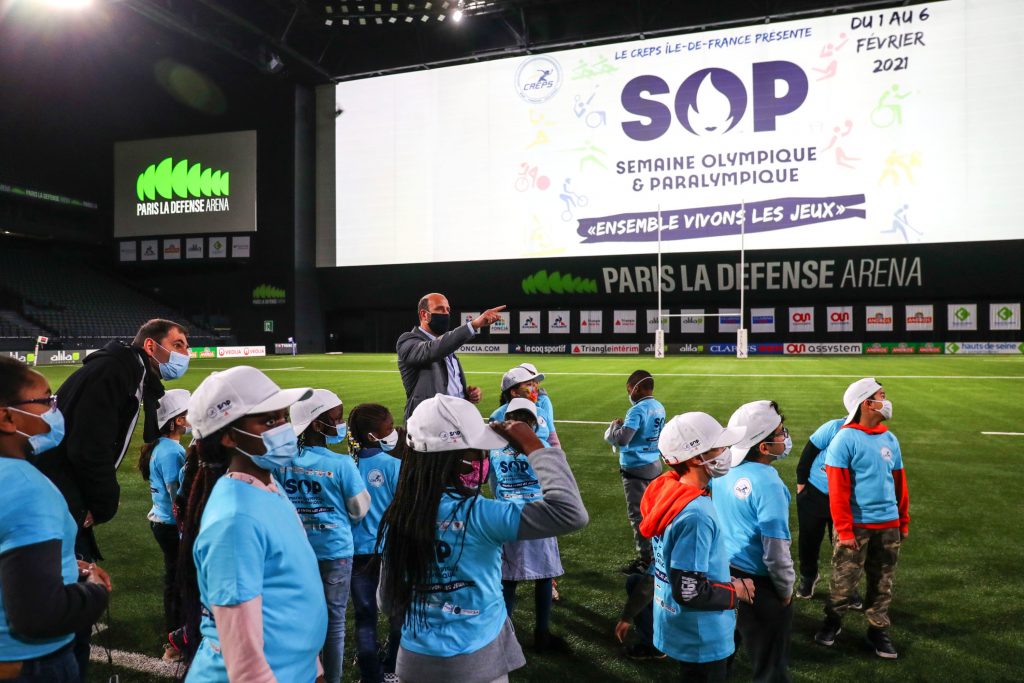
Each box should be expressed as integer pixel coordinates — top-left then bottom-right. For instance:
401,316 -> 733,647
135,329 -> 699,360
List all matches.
521,270 -> 598,295
252,285 -> 286,300
137,157 -> 230,201
997,306 -> 1014,321
954,307 -> 971,322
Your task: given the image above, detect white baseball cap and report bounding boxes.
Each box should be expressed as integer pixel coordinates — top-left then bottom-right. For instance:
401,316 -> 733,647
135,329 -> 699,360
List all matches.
843,377 -> 882,425
156,389 -> 191,427
505,397 -> 538,419
188,366 -> 312,439
518,362 -> 539,375
406,394 -> 509,452
658,412 -> 746,465
290,389 -> 343,436
728,400 -> 783,466
501,365 -> 544,392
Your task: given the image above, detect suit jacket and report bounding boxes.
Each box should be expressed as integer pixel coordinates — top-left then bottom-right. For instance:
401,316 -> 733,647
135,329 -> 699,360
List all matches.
396,324 -> 474,421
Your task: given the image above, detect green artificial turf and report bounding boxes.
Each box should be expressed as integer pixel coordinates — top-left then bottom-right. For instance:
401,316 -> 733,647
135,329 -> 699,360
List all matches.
32,353 -> 1021,682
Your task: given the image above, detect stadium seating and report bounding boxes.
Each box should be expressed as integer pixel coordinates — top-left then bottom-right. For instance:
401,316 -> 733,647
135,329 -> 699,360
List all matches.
0,241 -> 224,349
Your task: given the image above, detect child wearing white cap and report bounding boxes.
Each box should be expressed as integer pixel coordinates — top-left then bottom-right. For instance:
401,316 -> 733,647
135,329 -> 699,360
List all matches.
640,411 -> 753,682
516,363 -> 560,448
278,389 -> 370,683
378,394 -> 588,683
176,366 -> 326,682
137,388 -> 190,652
488,398 -> 570,654
814,378 -> 909,659
794,398 -> 863,608
710,400 -> 795,683
491,365 -> 553,445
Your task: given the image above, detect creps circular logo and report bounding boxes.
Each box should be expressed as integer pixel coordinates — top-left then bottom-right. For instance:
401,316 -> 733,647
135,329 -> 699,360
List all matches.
515,56 -> 562,104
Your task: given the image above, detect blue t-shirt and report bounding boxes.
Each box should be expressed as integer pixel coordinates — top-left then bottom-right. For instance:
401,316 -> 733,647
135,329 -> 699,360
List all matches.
351,447 -> 401,556
400,493 -> 521,658
536,394 -> 557,437
148,437 -> 186,524
619,397 -> 666,469
490,403 -> 551,447
652,496 -> 735,664
807,418 -> 844,494
0,458 -> 79,662
825,428 -> 904,524
488,445 -> 543,507
711,461 -> 792,576
188,477 -> 327,683
275,446 -> 366,561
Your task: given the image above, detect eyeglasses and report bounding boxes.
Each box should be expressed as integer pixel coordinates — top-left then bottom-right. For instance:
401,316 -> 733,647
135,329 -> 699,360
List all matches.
7,396 -> 58,410
770,426 -> 790,441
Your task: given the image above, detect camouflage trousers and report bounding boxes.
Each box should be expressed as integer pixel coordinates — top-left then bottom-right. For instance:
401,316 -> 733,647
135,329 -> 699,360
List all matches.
825,526 -> 902,629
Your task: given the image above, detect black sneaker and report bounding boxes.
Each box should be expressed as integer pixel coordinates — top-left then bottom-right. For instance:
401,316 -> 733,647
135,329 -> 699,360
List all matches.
534,630 -> 572,655
795,575 -> 818,599
624,643 -> 667,660
849,593 -> 865,611
814,619 -> 842,647
866,628 -> 898,659
619,557 -> 650,575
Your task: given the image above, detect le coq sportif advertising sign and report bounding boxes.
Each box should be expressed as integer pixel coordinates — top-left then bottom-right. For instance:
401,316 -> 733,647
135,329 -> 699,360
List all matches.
114,131 -> 257,237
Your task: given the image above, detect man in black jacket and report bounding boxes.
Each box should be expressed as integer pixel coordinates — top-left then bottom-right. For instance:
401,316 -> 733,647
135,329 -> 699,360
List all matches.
35,318 -> 189,560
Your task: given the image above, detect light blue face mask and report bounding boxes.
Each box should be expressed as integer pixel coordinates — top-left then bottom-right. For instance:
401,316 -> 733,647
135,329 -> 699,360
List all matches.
318,420 -> 347,445
11,406 -> 66,456
232,423 -> 299,470
155,341 -> 190,380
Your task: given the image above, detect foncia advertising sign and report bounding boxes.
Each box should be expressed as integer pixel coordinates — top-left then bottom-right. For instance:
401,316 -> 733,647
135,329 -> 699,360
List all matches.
114,131 -> 257,237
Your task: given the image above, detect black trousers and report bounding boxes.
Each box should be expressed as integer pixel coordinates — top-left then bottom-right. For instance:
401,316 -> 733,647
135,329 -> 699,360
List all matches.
151,521 -> 181,634
732,568 -> 793,683
796,484 -> 832,580
677,657 -> 728,682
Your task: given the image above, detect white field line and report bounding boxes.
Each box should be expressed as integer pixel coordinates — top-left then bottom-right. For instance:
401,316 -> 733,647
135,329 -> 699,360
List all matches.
981,432 -> 1024,436
256,368 -> 1024,380
557,419 -> 612,425
90,622 -> 178,678
89,645 -> 179,678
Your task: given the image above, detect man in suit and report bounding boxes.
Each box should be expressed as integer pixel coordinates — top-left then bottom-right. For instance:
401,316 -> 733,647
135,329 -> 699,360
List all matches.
396,293 -> 505,421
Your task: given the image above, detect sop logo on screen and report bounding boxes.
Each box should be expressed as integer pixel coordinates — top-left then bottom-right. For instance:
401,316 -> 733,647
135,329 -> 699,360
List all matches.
621,61 -> 809,141
515,56 -> 563,104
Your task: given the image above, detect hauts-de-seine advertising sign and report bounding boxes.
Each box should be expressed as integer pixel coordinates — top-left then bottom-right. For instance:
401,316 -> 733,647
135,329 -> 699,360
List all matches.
114,131 -> 257,237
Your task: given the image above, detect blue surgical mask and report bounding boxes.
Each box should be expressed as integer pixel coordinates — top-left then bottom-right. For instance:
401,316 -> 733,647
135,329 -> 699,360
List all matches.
319,420 -> 347,445
155,342 -> 190,380
371,428 -> 399,452
12,406 -> 66,456
232,423 -> 299,470
778,436 -> 793,459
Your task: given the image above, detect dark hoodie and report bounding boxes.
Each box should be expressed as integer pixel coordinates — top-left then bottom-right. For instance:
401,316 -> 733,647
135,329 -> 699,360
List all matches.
34,341 -> 164,559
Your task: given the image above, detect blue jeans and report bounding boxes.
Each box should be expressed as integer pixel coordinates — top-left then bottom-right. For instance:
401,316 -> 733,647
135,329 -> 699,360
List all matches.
351,554 -> 402,682
11,643 -> 79,682
319,557 -> 353,683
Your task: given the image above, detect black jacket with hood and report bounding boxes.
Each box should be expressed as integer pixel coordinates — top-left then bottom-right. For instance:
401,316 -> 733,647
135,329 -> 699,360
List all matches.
34,341 -> 165,558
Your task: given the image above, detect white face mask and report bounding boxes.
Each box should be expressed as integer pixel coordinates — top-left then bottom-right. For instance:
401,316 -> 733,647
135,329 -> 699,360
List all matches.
871,399 -> 893,420
700,449 -> 732,478
371,429 -> 399,452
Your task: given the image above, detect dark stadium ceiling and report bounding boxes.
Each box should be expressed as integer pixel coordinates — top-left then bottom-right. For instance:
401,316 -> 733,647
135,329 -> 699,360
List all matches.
110,0 -> 930,83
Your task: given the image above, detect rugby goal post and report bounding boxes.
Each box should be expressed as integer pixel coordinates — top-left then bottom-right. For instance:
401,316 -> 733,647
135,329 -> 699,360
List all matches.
653,203 -> 748,359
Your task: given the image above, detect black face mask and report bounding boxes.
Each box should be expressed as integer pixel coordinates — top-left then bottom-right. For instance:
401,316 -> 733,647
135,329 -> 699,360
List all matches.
427,313 -> 450,335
